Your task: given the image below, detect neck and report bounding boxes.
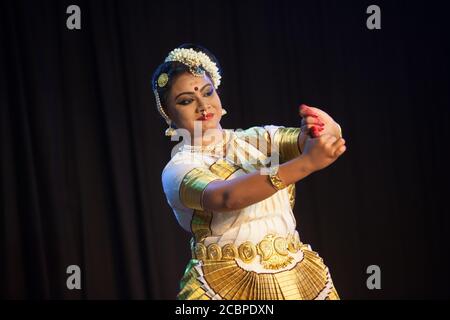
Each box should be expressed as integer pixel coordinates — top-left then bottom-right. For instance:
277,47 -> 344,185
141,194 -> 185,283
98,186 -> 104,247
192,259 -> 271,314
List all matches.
191,125 -> 224,147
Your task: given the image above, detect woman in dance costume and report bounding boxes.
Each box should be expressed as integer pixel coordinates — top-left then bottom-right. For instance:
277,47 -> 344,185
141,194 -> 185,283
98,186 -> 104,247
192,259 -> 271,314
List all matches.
152,43 -> 346,300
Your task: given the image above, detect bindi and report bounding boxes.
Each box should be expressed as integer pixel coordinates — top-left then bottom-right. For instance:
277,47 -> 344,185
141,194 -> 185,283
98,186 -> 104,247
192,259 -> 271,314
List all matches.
194,86 -> 199,91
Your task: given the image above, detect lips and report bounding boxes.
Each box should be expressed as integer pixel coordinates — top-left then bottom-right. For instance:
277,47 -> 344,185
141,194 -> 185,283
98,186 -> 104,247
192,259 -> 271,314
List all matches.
197,113 -> 214,121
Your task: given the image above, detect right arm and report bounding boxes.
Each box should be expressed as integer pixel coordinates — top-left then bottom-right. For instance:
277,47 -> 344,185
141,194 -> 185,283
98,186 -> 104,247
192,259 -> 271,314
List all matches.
202,134 -> 346,212
202,155 -> 314,212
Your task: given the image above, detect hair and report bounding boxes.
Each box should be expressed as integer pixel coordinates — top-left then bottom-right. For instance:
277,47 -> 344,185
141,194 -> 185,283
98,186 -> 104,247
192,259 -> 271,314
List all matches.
151,43 -> 222,118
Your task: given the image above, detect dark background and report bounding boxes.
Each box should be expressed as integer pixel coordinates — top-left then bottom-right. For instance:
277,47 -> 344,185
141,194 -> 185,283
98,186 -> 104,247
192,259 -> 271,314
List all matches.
1,0 -> 449,299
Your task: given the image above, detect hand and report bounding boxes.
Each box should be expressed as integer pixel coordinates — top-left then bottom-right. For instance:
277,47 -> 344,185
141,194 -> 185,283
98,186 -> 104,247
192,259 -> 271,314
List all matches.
299,104 -> 342,138
301,134 -> 346,172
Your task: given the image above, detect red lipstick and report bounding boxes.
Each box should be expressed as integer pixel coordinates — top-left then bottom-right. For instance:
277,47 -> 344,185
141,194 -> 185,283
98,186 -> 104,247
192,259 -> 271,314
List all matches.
197,113 -> 214,121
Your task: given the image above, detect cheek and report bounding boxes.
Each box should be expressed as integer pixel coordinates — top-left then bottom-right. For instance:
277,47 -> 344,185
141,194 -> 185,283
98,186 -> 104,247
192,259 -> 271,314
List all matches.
175,108 -> 198,127
212,95 -> 222,108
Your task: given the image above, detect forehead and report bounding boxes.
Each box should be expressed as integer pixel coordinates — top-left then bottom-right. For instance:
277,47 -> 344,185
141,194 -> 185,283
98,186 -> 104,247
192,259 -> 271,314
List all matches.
171,72 -> 212,92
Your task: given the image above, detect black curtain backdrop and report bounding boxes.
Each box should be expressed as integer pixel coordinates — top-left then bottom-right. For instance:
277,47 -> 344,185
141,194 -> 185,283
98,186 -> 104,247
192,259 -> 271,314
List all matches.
1,0 -> 449,299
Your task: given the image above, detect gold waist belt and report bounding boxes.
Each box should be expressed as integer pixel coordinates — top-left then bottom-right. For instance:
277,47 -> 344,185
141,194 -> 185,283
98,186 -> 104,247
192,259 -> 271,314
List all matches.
191,233 -> 303,270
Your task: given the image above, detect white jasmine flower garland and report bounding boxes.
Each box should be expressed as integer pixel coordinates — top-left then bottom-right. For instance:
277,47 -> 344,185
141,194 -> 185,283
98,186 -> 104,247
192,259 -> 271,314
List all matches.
164,48 -> 222,88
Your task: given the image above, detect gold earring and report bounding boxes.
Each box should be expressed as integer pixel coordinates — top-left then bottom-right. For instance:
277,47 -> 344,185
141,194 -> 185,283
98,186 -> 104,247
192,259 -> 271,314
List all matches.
165,122 -> 177,137
221,108 -> 228,116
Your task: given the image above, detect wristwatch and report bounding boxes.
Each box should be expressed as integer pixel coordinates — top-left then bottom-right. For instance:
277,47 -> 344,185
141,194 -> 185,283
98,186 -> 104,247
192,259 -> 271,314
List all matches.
268,166 -> 286,191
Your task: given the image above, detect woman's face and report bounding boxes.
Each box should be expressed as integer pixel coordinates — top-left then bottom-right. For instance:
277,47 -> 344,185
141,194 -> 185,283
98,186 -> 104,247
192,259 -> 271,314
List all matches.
166,72 -> 223,137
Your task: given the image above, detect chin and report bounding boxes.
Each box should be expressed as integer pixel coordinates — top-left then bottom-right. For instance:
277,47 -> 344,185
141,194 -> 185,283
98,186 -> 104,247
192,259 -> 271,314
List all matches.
204,120 -> 220,131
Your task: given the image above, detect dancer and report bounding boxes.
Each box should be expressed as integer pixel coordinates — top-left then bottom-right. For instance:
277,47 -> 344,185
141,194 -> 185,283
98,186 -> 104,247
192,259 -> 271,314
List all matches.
152,43 -> 346,299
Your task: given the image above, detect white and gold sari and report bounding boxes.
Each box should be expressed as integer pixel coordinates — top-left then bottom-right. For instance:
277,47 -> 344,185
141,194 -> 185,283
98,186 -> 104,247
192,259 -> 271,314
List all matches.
162,125 -> 339,300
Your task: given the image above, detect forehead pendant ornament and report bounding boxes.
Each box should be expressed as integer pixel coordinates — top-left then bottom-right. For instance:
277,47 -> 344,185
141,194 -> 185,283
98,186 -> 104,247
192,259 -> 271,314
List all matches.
190,65 -> 205,77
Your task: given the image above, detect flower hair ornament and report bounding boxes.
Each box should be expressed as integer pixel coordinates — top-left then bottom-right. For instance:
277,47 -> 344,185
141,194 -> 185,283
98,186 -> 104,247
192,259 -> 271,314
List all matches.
165,48 -> 221,88
153,48 -> 225,137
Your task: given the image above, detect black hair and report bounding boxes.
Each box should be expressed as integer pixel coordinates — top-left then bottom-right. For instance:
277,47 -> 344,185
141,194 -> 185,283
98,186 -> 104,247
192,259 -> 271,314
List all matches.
151,43 -> 222,117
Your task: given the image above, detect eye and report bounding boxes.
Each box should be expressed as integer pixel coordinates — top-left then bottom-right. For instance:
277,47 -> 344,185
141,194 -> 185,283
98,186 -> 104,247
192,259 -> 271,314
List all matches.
178,99 -> 193,105
204,89 -> 214,97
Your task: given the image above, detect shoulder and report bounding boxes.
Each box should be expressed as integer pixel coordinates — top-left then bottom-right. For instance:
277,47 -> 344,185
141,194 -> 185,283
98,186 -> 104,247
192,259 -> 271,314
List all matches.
160,152 -> 204,209
162,151 -> 204,182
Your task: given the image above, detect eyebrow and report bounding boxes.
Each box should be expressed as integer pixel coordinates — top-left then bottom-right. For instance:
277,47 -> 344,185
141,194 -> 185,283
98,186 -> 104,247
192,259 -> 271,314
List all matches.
174,83 -> 212,100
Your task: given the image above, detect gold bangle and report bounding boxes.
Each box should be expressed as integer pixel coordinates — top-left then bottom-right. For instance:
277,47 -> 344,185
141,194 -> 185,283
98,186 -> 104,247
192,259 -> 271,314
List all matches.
268,166 -> 286,190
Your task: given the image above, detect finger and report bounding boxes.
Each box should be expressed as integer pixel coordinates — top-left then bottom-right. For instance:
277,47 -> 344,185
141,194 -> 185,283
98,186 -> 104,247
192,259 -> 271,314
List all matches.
301,123 -> 323,129
301,105 -> 324,118
299,104 -> 320,118
309,125 -> 324,138
299,111 -> 320,119
300,124 -> 309,132
301,104 -> 329,117
303,116 -> 325,126
299,104 -> 319,113
309,126 -> 319,138
324,135 -> 337,147
334,144 -> 347,157
331,138 -> 345,155
301,125 -> 323,138
332,137 -> 346,148
319,133 -> 332,140
300,124 -> 311,134
301,124 -> 320,133
300,111 -> 319,118
310,127 -> 319,138
317,134 -> 333,143
299,104 -> 333,123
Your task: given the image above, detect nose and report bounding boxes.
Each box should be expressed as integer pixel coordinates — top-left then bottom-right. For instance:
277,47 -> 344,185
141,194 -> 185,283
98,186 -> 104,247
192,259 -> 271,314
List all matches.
196,99 -> 209,114
197,104 -> 206,113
